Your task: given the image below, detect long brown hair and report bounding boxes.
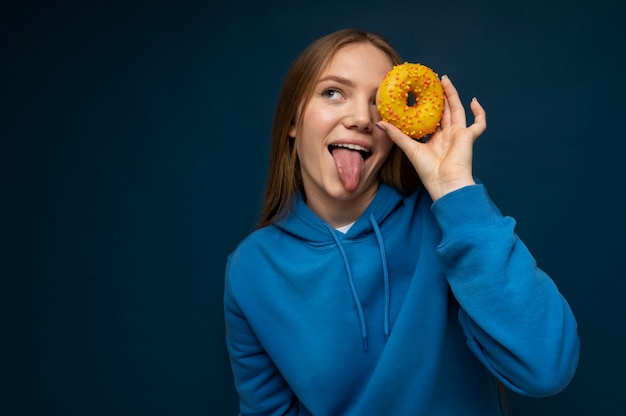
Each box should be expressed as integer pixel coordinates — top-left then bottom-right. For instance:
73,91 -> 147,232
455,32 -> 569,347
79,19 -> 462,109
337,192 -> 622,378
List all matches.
258,29 -> 421,228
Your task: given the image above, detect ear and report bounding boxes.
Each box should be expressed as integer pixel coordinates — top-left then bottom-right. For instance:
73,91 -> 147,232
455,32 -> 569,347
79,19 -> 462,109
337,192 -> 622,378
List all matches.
289,108 -> 300,138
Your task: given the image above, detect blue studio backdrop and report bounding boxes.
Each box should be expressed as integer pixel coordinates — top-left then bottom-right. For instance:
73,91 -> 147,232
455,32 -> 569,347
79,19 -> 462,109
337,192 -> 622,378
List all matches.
2,0 -> 625,415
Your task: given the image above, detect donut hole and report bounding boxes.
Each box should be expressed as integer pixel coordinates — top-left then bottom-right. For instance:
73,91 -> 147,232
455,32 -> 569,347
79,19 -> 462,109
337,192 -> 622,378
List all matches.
407,92 -> 417,107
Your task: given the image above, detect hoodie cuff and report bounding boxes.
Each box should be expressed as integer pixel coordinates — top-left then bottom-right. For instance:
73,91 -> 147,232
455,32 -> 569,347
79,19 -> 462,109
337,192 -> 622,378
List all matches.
430,184 -> 504,236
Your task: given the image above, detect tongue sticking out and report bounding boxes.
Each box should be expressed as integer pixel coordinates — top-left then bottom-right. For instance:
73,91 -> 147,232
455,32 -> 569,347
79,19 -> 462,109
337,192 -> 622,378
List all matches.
332,148 -> 365,192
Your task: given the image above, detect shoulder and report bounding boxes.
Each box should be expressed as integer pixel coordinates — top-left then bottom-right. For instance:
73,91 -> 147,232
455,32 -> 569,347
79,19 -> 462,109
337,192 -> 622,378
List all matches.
225,225 -> 280,298
228,225 -> 281,266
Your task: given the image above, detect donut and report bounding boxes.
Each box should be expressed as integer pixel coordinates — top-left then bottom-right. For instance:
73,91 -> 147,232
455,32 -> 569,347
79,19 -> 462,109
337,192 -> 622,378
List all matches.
376,62 -> 445,139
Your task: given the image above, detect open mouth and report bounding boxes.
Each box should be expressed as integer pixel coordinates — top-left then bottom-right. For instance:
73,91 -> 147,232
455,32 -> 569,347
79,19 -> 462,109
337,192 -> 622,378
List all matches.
328,143 -> 372,160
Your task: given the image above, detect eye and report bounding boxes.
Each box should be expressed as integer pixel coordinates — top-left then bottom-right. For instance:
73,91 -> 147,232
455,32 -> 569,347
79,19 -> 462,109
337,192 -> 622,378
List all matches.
322,88 -> 343,101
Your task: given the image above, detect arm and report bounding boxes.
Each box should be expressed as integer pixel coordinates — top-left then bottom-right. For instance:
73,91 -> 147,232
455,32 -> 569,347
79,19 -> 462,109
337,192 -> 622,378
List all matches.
379,76 -> 579,395
224,256 -> 301,415
432,184 -> 579,396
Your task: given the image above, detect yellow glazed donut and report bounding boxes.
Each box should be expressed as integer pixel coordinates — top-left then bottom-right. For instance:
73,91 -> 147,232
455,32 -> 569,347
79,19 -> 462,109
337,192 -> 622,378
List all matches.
376,62 -> 445,139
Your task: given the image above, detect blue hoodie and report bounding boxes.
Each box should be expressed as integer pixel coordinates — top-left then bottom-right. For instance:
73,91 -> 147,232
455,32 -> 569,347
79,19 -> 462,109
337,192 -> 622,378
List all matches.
224,184 -> 579,415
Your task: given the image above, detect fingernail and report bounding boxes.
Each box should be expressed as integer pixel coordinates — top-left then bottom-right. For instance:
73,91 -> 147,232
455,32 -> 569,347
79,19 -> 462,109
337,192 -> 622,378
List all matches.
441,74 -> 449,80
375,122 -> 387,132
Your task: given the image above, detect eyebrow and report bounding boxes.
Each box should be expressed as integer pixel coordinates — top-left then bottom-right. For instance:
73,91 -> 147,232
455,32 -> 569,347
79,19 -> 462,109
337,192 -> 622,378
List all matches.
317,75 -> 356,88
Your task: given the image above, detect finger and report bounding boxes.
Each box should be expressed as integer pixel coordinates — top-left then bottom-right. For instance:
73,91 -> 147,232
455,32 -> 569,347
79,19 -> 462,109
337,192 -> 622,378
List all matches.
440,75 -> 466,126
376,121 -> 422,157
467,97 -> 487,138
439,90 -> 451,129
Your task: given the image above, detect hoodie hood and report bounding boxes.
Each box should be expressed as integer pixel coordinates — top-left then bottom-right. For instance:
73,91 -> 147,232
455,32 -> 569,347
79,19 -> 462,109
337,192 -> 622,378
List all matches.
274,183 -> 406,243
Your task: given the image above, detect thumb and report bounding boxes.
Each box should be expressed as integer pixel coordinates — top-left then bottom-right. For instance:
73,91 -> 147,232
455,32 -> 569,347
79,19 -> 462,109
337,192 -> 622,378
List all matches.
375,121 -> 422,155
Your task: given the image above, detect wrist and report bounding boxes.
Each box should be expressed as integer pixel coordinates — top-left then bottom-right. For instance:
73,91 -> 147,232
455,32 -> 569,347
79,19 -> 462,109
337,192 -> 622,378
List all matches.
427,177 -> 476,201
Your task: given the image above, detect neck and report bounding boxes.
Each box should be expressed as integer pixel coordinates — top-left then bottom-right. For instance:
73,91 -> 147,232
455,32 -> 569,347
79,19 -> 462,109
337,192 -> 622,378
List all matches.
304,184 -> 379,229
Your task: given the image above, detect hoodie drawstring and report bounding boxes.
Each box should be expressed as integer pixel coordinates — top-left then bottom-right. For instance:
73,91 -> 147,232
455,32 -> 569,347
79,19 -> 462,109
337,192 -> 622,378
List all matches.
325,223 -> 369,351
370,214 -> 391,340
324,216 -> 391,351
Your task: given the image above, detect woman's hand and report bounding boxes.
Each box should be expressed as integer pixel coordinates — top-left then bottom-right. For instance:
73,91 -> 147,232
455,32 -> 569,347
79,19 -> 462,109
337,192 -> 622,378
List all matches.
376,75 -> 487,201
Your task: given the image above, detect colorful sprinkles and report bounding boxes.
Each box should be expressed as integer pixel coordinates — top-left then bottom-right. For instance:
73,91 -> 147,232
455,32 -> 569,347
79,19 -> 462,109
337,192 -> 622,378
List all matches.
376,63 -> 445,139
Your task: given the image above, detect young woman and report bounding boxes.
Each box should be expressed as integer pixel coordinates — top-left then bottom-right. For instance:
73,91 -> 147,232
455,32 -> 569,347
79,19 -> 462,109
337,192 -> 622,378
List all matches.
224,29 -> 579,415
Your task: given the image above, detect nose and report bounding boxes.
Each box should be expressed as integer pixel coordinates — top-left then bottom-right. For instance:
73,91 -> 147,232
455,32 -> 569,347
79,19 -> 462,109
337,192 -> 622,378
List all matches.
343,98 -> 375,132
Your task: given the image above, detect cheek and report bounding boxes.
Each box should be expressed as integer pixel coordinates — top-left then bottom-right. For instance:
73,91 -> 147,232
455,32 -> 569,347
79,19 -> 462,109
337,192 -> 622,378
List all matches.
294,132 -> 319,169
375,134 -> 395,162
297,113 -> 331,150
302,104 -> 337,131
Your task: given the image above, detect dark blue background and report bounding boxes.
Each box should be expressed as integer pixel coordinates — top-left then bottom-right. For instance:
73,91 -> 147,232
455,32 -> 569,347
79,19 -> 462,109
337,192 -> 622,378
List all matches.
2,0 -> 624,414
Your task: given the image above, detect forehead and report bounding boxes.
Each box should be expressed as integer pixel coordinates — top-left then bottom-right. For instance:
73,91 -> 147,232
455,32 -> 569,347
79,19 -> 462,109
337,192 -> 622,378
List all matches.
319,42 -> 393,81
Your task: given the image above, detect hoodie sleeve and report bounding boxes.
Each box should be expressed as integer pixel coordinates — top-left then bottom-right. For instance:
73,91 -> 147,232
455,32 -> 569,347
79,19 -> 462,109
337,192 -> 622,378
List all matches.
430,184 -> 580,397
224,255 -> 303,416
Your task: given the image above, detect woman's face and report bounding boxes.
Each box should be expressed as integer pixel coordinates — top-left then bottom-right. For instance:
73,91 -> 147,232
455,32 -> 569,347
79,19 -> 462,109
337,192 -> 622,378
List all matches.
290,42 -> 394,222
